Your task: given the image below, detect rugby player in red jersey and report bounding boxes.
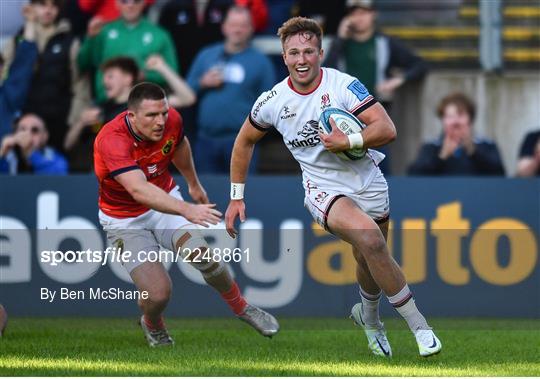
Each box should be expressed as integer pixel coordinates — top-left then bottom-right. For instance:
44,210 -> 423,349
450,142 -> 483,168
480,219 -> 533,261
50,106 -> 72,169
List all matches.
94,82 -> 279,347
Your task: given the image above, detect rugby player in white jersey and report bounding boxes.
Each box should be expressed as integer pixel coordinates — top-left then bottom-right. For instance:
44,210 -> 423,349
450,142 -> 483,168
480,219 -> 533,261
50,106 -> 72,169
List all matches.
225,17 -> 442,357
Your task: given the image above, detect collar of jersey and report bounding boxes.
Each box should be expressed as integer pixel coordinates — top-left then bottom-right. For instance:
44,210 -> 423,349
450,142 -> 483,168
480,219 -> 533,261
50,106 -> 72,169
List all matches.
124,115 -> 144,142
287,68 -> 324,96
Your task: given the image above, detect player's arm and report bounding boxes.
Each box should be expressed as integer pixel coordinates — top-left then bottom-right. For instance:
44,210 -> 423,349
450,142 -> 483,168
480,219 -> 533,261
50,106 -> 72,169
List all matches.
225,116 -> 268,238
357,103 -> 397,148
357,102 -> 397,148
115,169 -> 221,227
320,103 -> 396,153
171,137 -> 209,204
230,117 -> 267,183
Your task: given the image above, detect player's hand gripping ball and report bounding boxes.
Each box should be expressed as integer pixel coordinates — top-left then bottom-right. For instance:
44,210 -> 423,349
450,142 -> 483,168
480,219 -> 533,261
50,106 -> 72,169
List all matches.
319,107 -> 366,160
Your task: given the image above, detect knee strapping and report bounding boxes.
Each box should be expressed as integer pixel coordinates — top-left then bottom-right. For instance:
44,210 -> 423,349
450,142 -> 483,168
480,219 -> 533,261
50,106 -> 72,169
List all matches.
172,227 -> 227,279
198,258 -> 227,279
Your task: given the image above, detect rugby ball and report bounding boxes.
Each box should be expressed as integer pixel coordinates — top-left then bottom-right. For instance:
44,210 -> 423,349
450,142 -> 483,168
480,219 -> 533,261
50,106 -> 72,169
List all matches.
319,107 -> 366,160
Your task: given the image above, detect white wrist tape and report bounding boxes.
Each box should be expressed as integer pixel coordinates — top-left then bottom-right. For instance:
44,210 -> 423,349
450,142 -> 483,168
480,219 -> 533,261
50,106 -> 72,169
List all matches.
230,183 -> 245,200
348,133 -> 364,149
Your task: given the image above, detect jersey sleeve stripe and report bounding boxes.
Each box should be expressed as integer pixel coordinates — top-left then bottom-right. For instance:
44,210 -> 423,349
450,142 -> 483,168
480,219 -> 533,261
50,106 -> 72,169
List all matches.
110,165 -> 140,177
350,96 -> 377,116
248,114 -> 271,132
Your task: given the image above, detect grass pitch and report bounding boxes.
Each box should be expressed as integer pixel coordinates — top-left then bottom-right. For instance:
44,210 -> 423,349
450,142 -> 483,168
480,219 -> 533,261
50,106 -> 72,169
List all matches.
0,317 -> 538,376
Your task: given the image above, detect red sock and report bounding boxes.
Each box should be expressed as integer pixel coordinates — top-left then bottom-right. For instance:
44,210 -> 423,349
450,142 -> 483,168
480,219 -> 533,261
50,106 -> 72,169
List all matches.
143,315 -> 165,330
220,282 -> 247,315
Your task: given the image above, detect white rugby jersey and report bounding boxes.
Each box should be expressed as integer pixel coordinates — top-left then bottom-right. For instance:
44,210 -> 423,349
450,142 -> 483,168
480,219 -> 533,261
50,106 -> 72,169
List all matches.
249,67 -> 385,194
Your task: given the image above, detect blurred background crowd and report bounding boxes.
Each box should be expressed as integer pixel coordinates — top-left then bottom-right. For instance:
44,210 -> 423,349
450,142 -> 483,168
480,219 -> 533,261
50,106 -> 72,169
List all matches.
0,0 -> 538,177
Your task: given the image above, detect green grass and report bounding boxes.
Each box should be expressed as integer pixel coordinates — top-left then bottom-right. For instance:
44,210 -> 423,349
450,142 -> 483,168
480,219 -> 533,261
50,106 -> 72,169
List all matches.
0,318 -> 539,376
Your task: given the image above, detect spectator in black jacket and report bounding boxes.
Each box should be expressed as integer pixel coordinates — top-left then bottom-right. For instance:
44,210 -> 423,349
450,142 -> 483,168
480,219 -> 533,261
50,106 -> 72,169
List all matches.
0,4 -> 39,140
1,0 -> 81,153
324,0 -> 427,175
408,92 -> 505,176
516,130 -> 540,177
324,0 -> 428,111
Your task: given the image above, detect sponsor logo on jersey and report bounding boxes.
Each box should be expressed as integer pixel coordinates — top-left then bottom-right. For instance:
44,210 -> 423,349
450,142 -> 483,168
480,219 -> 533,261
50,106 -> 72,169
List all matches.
321,93 -> 331,110
147,164 -> 158,174
161,138 -> 174,155
280,105 -> 297,120
252,90 -> 277,118
347,79 -> 370,102
287,120 -> 321,148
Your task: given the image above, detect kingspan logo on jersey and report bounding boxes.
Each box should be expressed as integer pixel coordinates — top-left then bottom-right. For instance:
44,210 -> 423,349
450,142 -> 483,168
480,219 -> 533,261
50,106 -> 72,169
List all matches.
287,120 -> 321,148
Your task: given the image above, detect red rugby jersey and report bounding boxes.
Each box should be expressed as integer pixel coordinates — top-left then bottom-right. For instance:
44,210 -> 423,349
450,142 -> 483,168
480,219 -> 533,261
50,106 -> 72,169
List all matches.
94,108 -> 184,218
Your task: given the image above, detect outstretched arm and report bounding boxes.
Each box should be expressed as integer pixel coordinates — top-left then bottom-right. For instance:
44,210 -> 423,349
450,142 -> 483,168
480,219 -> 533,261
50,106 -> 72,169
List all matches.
225,117 -> 268,238
116,168 -> 221,227
146,55 -> 196,108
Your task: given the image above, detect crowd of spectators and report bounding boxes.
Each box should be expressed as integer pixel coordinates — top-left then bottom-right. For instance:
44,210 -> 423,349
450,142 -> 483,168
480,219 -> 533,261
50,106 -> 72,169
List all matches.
0,0 -> 537,177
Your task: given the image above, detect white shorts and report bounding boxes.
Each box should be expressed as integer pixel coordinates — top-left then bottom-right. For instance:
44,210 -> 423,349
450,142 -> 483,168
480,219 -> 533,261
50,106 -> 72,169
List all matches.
304,171 -> 390,230
99,186 -> 196,273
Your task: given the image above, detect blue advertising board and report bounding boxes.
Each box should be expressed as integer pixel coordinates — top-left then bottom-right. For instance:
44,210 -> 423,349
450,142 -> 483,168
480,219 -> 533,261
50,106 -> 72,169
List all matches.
0,176 -> 538,318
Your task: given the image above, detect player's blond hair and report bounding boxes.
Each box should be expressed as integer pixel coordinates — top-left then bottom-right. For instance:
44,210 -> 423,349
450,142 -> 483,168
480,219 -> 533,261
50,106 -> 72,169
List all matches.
277,17 -> 323,50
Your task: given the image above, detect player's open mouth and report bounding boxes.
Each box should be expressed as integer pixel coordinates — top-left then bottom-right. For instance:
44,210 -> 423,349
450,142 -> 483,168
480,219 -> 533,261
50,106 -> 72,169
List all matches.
296,67 -> 310,78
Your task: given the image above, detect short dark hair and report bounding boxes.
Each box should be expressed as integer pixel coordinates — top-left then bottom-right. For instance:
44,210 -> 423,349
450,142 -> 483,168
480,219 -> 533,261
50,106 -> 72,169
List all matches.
101,56 -> 139,82
128,82 -> 166,110
277,17 -> 323,50
437,92 -> 476,121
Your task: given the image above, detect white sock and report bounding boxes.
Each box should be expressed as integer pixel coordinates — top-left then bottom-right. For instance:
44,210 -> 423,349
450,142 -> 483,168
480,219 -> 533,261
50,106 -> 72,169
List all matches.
387,284 -> 430,332
359,286 -> 382,327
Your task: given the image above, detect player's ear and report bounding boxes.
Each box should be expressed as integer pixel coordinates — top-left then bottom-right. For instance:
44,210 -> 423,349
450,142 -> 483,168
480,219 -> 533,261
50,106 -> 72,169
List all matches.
127,109 -> 136,120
